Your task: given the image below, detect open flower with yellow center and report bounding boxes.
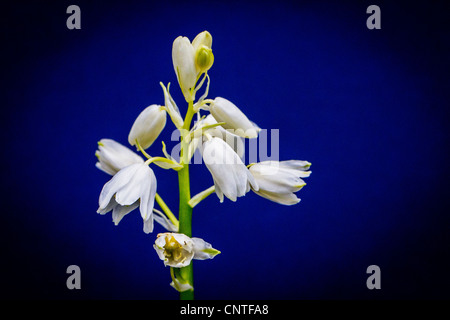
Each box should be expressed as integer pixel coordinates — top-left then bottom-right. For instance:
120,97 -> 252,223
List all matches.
153,233 -> 220,268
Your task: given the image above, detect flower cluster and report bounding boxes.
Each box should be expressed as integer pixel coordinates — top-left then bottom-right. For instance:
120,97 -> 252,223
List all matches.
94,31 -> 311,294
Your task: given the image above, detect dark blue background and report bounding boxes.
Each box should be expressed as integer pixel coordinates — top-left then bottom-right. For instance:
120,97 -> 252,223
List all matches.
2,0 -> 449,299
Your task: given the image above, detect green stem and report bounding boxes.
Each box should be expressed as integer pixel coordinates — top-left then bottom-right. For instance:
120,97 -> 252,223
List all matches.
178,163 -> 193,300
177,99 -> 195,300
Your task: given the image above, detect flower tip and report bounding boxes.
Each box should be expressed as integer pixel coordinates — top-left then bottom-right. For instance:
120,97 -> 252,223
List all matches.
203,248 -> 221,257
194,30 -> 213,48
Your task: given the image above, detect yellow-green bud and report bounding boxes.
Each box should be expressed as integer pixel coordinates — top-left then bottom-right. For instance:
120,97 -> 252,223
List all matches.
195,45 -> 214,74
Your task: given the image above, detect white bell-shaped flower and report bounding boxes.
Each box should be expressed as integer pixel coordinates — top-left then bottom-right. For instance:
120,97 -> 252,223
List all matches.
153,232 -> 220,268
95,139 -> 144,175
209,97 -> 260,138
249,160 -> 311,205
128,105 -> 167,150
201,136 -> 258,202
97,163 -> 157,233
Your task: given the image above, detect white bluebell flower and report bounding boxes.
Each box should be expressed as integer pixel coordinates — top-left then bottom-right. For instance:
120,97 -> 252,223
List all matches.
249,160 -> 311,205
97,163 -> 157,233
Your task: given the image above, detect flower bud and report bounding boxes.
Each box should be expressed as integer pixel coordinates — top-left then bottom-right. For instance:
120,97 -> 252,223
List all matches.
128,105 -> 167,149
195,45 -> 214,74
192,31 -> 213,74
210,97 -> 260,139
172,36 -> 197,102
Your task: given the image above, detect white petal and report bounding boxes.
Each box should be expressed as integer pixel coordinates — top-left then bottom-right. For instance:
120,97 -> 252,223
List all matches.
97,196 -> 117,215
98,164 -> 140,209
279,160 -> 312,178
250,165 -> 305,194
210,97 -> 258,138
143,216 -> 154,234
153,242 -> 166,262
139,167 -> 157,233
128,105 -> 167,149
112,200 -> 139,225
172,233 -> 194,250
95,161 -> 116,176
96,139 -> 144,175
214,180 -> 224,203
254,189 -> 301,205
192,31 -> 212,51
114,167 -> 148,206
192,237 -> 220,260
278,160 -> 311,171
246,166 -> 259,192
172,36 -> 197,102
257,160 -> 312,178
201,137 -> 253,202
155,233 -> 167,251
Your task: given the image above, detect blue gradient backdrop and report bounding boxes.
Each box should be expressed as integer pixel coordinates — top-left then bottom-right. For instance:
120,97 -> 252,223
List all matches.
2,1 -> 449,299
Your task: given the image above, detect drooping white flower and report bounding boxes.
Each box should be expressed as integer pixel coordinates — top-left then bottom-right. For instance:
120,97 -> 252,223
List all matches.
153,232 -> 220,268
128,105 -> 167,150
248,160 -> 311,205
172,31 -> 213,102
95,139 -> 144,175
209,97 -> 260,138
97,163 -> 157,233
201,136 -> 258,202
